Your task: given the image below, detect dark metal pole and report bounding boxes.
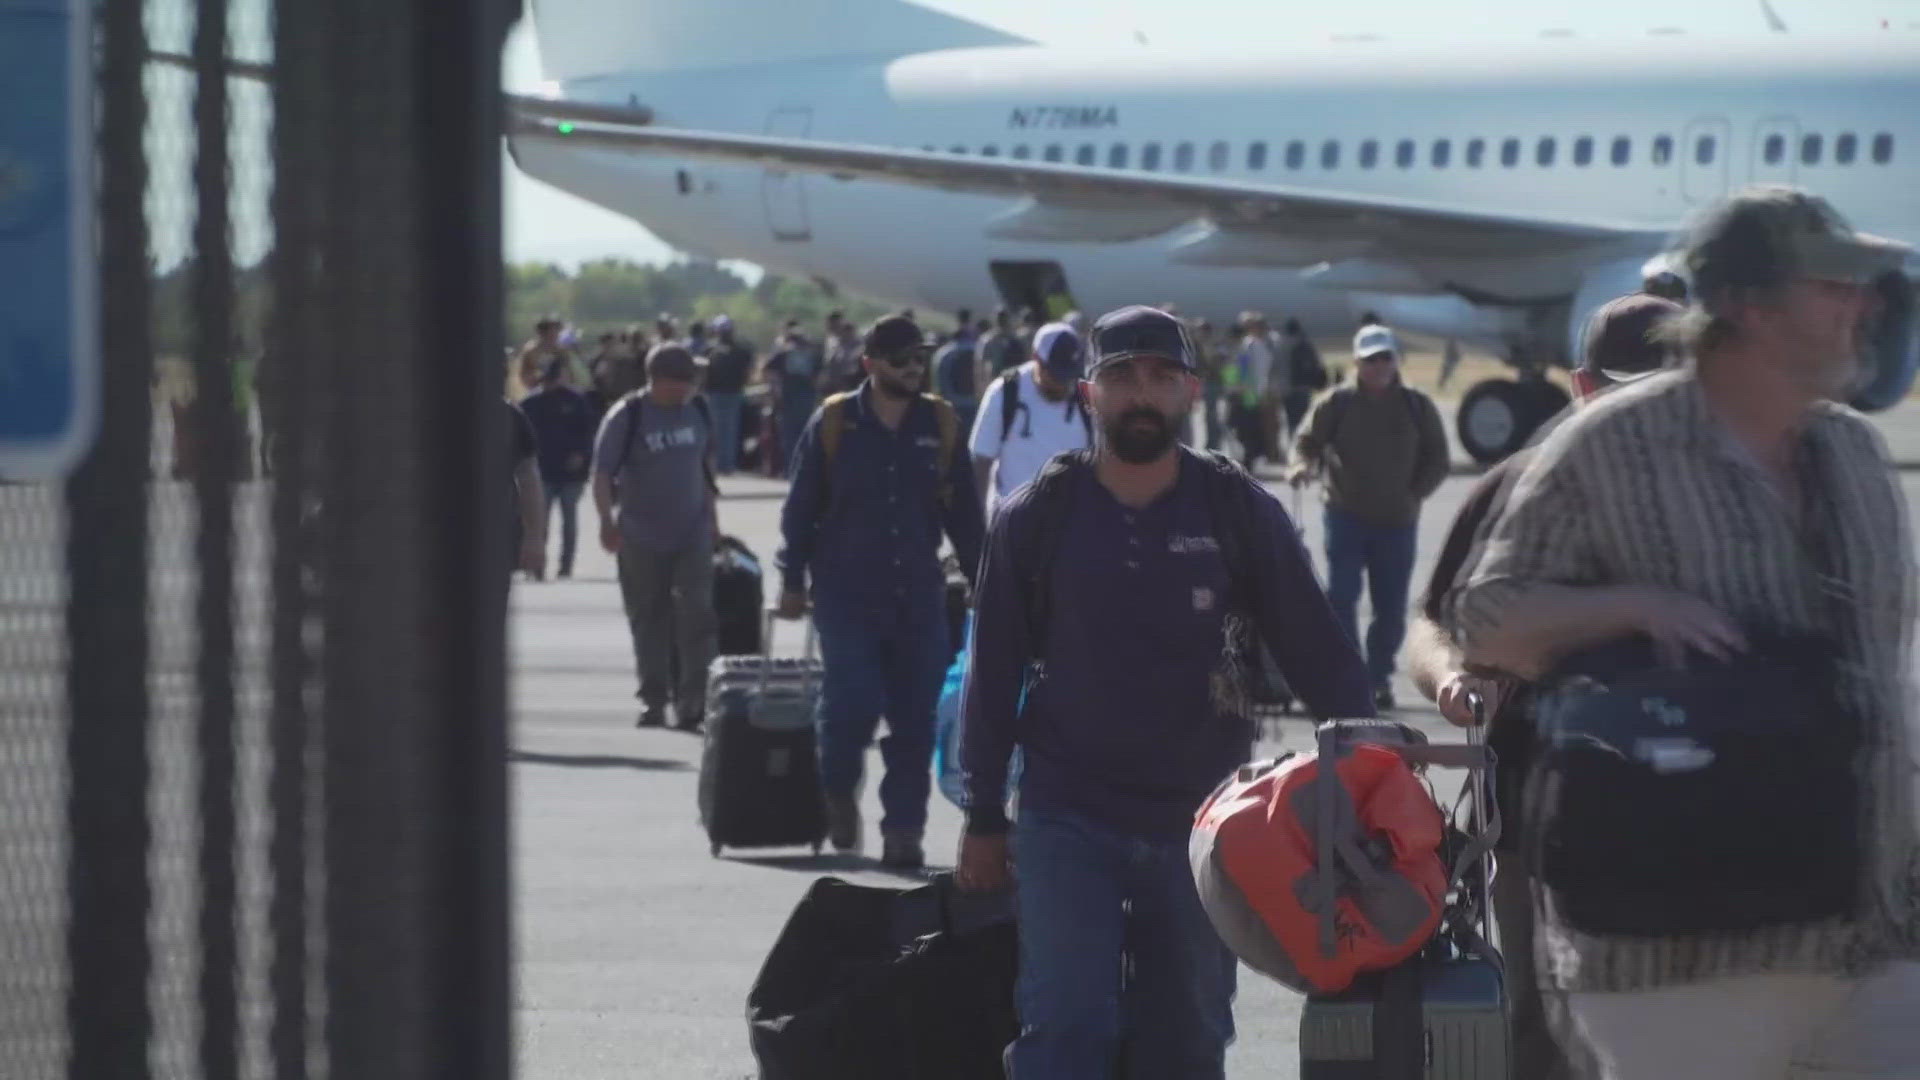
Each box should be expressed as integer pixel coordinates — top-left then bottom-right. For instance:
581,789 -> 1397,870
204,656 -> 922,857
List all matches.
189,0 -> 240,1074
67,0 -> 155,1074
417,0 -> 517,1073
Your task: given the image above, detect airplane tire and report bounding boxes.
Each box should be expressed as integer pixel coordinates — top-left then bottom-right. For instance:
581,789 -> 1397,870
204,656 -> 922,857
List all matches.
1518,381 -> 1572,442
1456,379 -> 1527,464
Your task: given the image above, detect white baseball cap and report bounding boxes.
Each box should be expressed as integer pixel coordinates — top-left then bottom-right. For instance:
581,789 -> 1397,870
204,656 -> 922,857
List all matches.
1353,325 -> 1400,360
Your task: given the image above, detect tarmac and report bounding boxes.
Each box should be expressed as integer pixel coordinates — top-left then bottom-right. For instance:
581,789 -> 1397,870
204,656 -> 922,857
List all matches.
508,403 -> 1920,1078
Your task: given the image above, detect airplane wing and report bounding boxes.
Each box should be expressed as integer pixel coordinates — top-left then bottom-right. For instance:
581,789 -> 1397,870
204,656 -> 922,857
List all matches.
507,95 -> 1666,266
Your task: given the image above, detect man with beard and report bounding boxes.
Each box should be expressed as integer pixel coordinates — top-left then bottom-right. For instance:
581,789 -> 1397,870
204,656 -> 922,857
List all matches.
775,315 -> 985,870
954,306 -> 1373,1078
1448,186 -> 1920,1079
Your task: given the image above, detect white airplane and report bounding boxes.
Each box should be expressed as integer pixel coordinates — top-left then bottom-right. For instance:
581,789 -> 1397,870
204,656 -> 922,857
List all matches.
507,0 -> 1920,462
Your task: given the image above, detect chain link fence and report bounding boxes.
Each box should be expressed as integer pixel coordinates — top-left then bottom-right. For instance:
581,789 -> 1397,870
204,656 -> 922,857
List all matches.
2,0 -> 515,1076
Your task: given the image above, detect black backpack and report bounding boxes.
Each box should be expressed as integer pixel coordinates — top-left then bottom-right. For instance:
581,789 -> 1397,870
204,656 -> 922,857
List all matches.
1014,447 -> 1288,706
996,368 -> 1093,445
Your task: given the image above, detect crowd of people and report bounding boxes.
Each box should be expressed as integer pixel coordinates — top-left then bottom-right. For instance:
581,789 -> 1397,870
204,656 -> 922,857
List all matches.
502,184 -> 1920,1080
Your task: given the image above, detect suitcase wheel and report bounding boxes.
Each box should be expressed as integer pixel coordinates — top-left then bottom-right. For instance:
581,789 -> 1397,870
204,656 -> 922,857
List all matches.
710,841 -> 722,858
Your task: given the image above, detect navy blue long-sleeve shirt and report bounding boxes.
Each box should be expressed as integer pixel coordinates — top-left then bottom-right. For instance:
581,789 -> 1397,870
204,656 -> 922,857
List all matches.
960,450 -> 1375,837
776,383 -> 985,605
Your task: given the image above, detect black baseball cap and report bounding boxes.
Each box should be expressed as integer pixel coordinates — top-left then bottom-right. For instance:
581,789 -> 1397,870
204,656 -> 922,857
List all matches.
1088,306 -> 1196,374
864,314 -> 929,356
1579,294 -> 1683,383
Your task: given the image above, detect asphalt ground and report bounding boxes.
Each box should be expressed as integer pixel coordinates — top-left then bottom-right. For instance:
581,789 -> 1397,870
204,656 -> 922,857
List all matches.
510,403 -> 1920,1079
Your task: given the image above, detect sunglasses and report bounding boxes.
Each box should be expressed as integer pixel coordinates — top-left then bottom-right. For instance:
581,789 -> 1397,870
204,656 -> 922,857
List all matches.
875,349 -> 932,369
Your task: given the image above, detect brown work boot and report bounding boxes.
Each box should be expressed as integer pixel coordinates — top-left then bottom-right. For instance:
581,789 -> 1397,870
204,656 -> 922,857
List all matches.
824,793 -> 862,853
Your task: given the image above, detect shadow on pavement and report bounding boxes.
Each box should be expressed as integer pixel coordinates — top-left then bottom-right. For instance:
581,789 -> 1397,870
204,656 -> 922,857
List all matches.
509,750 -> 692,772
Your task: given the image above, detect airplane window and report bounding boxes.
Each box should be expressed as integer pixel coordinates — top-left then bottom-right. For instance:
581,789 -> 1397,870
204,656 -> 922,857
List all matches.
1694,135 -> 1715,165
1432,139 -> 1451,168
1395,139 -> 1415,168
1358,140 -> 1379,169
1611,136 -> 1631,165
1075,144 -> 1096,165
1109,143 -> 1130,168
921,145 -> 935,153
949,145 -> 966,155
1043,144 -> 1064,162
1536,137 -> 1557,166
1763,134 -> 1785,165
1465,138 -> 1486,168
1142,142 -> 1162,171
1321,139 -> 1341,169
1573,136 -> 1593,166
1011,145 -> 1032,160
1500,138 -> 1520,167
1285,140 -> 1305,169
1209,141 -> 1229,172
1248,141 -> 1269,170
1835,133 -> 1857,165
1174,142 -> 1195,172
1801,133 -> 1822,165
1652,135 -> 1673,165
1872,133 -> 1893,164
981,145 -> 999,157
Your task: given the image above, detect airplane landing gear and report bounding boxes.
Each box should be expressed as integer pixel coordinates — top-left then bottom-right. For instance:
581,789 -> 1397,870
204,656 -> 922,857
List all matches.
1456,378 -> 1569,464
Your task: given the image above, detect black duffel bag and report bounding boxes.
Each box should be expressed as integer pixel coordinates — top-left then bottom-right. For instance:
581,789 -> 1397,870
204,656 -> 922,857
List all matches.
1528,630 -> 1861,936
747,874 -> 1018,1080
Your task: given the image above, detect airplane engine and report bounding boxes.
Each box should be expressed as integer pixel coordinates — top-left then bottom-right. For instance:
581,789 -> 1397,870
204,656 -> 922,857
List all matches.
1850,270 -> 1919,413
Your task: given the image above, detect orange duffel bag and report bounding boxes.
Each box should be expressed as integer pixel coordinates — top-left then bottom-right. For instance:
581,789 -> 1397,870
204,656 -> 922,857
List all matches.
1189,721 -> 1452,994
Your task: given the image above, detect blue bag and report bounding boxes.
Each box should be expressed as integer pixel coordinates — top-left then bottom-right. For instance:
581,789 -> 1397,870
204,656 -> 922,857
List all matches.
932,614 -> 1022,809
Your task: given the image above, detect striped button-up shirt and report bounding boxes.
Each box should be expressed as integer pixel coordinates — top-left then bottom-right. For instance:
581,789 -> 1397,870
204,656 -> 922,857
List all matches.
1450,367 -> 1920,993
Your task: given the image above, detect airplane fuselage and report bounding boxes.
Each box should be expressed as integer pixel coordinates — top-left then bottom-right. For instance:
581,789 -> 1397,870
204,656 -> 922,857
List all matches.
514,36 -> 1920,351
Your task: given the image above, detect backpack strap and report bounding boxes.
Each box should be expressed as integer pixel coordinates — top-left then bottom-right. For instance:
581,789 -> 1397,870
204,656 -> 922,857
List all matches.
817,391 -> 856,469
1194,449 -> 1257,602
997,369 -> 1023,444
924,393 -> 959,509
1016,448 -> 1095,655
612,390 -> 646,481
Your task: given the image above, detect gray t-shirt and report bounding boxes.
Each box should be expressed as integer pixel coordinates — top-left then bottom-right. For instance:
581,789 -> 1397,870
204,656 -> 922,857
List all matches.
593,392 -> 714,553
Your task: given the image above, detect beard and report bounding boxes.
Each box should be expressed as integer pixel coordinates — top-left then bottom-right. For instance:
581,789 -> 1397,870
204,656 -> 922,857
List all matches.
1102,405 -> 1178,464
872,369 -> 923,400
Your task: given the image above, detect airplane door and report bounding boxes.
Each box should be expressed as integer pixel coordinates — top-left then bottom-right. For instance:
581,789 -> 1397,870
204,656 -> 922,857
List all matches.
1750,117 -> 1799,184
1682,117 -> 1731,204
763,108 -> 812,242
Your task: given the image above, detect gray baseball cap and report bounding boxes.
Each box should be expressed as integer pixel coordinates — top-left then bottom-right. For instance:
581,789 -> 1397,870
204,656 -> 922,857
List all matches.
1683,185 -> 1910,301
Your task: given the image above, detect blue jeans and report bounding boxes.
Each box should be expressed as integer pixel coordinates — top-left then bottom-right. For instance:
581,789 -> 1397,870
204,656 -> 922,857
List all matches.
706,391 -> 743,474
810,591 -> 949,838
1007,808 -> 1237,1079
1324,506 -> 1417,688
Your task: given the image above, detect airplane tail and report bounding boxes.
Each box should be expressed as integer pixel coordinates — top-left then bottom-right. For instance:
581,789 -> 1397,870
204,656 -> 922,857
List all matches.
529,0 -> 1031,83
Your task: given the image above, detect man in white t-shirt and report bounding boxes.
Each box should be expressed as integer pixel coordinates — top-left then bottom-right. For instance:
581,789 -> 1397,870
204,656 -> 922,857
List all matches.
969,322 -> 1095,520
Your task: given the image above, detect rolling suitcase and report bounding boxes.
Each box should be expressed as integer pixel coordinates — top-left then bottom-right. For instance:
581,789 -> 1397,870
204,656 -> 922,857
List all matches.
699,614 -> 828,857
1298,719 -> 1510,1079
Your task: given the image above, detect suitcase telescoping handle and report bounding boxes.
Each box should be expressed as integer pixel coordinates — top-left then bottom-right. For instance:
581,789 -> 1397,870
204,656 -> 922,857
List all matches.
1463,692 -> 1498,950
760,609 -> 819,698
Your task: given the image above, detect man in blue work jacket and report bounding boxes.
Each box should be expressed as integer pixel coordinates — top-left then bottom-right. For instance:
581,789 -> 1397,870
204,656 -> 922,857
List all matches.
955,306 -> 1374,1078
775,314 -> 986,870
